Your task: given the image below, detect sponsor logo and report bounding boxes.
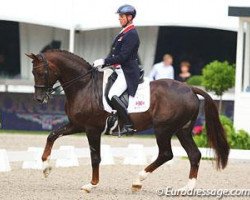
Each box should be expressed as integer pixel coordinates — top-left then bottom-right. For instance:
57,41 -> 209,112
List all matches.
135,101 -> 145,106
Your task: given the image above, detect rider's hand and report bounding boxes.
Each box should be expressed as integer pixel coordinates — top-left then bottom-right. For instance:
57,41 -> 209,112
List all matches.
93,59 -> 104,67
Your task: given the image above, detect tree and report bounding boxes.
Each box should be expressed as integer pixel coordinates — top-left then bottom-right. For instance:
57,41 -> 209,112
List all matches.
202,61 -> 235,113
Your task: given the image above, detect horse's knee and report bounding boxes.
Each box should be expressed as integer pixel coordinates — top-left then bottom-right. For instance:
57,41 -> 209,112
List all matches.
190,150 -> 201,166
157,151 -> 173,164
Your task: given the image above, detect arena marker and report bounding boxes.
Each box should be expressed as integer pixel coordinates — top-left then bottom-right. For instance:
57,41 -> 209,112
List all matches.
0,149 -> 11,172
123,144 -> 147,165
22,147 -> 43,169
56,146 -> 79,168
101,144 -> 115,165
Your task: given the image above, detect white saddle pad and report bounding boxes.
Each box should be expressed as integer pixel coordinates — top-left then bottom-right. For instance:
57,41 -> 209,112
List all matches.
102,68 -> 150,113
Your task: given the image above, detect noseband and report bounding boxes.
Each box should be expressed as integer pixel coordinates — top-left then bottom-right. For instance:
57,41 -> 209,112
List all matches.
33,53 -> 95,98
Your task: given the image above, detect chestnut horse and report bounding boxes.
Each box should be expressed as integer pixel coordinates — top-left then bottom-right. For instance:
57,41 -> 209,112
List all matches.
26,50 -> 229,193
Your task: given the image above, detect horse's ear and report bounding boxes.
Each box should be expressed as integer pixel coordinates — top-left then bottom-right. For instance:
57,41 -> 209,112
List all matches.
25,53 -> 38,61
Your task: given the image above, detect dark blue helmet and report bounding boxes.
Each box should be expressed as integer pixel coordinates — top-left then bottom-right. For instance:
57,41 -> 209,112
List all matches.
117,5 -> 136,18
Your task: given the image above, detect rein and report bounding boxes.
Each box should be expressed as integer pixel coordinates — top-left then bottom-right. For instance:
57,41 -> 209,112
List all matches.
36,53 -> 95,98
52,68 -> 95,94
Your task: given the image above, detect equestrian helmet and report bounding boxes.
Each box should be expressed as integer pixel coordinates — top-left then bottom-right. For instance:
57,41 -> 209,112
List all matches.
116,5 -> 136,18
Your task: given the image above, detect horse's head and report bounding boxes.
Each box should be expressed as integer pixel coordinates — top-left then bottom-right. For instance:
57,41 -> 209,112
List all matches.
26,53 -> 59,104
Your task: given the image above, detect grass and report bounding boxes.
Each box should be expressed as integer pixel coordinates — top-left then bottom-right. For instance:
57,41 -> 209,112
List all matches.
0,129 -> 84,137
0,129 -> 181,140
181,156 -> 215,161
0,129 -> 157,138
0,129 -> 48,135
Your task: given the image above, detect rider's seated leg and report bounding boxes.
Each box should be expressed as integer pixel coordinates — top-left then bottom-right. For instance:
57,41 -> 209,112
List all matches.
108,68 -> 135,136
110,95 -> 135,136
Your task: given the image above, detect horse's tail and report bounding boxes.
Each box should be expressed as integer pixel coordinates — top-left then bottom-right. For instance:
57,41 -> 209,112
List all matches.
191,86 -> 230,170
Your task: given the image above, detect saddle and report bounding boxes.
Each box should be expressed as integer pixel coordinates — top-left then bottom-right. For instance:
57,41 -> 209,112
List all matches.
105,68 -> 145,108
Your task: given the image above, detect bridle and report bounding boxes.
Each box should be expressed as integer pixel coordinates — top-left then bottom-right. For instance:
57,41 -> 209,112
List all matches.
33,53 -> 51,91
33,53 -> 95,99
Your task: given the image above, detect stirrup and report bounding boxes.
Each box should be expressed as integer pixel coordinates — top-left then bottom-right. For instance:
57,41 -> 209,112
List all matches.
112,125 -> 136,137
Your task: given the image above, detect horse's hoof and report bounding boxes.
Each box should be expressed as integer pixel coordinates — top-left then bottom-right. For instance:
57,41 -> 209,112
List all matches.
43,166 -> 52,178
178,178 -> 196,191
131,184 -> 142,192
81,183 -> 98,193
81,188 -> 91,193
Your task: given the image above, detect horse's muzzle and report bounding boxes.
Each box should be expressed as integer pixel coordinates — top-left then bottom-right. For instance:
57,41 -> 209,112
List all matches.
34,94 -> 48,104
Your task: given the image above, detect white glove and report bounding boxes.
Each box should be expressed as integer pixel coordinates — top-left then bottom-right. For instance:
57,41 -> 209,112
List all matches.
93,59 -> 104,67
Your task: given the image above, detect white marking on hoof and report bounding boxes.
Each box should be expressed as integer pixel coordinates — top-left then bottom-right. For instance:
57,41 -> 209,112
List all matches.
81,183 -> 98,193
138,170 -> 149,181
42,158 -> 52,178
132,170 -> 150,192
178,178 -> 196,191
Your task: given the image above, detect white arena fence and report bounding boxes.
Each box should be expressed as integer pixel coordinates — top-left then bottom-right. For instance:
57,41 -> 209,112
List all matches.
0,144 -> 250,172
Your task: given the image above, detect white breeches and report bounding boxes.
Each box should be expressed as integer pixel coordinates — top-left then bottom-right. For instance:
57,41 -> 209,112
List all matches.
108,68 -> 127,100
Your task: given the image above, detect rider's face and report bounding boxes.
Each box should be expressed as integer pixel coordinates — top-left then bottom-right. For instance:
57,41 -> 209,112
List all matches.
119,14 -> 132,27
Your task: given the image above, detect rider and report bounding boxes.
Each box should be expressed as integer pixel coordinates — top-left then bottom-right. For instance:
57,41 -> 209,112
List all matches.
93,4 -> 140,136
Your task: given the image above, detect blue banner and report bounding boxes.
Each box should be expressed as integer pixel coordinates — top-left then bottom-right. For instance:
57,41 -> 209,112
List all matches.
0,92 -> 234,132
0,93 -> 68,131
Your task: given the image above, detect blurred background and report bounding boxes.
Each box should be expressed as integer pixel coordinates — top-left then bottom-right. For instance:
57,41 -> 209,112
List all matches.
0,0 -> 249,133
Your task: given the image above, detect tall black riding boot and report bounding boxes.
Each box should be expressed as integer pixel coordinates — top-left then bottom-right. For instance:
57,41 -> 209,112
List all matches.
110,96 -> 135,136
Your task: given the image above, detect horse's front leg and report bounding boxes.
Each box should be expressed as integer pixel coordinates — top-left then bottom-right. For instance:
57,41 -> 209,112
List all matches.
41,123 -> 80,177
81,131 -> 101,193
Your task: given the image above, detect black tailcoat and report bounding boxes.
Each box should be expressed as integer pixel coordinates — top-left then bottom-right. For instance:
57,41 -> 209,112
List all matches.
104,26 -> 140,97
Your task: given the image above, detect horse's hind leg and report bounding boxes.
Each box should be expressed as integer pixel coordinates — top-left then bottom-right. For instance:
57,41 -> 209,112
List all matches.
175,119 -> 201,190
132,127 -> 174,192
41,123 -> 80,177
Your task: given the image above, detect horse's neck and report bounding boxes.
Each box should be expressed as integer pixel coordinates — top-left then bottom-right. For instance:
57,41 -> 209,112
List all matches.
62,69 -> 103,110
50,55 -> 88,96
54,55 -> 103,105
58,61 -> 88,84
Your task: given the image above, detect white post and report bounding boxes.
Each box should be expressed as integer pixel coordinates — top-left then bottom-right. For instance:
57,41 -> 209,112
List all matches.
243,22 -> 250,90
235,19 -> 244,94
234,19 -> 245,131
69,27 -> 75,53
19,23 -> 32,80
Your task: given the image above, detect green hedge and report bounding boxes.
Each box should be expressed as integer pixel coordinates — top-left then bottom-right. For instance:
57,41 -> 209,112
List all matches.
187,75 -> 203,86
194,115 -> 250,150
